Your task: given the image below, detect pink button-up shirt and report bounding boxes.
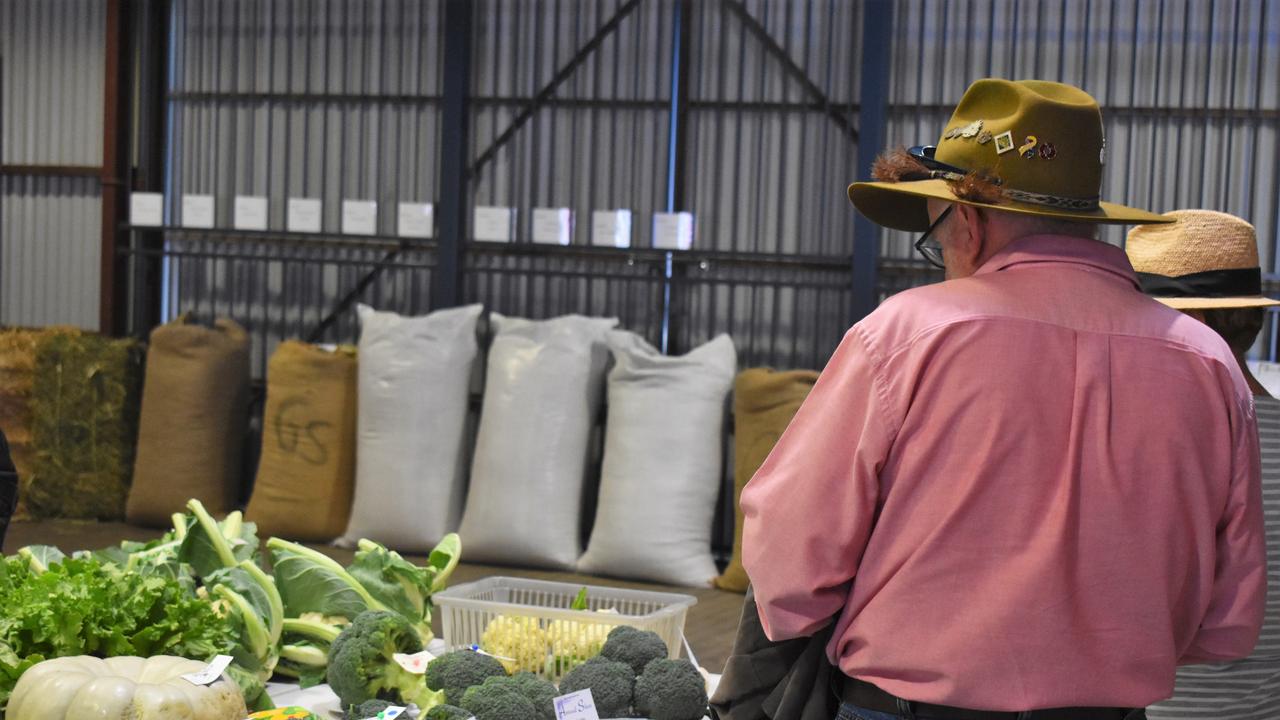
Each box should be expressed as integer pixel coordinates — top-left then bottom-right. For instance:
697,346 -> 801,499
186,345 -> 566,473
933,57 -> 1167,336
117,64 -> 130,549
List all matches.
741,235 -> 1266,711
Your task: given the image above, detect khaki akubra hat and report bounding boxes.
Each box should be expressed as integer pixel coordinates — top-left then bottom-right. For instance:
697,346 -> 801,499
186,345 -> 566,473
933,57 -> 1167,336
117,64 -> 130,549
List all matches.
1126,209 -> 1279,310
848,78 -> 1172,231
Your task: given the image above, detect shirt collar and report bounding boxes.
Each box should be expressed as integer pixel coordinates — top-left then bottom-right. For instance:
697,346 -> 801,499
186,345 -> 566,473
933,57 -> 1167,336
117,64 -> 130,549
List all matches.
973,234 -> 1140,289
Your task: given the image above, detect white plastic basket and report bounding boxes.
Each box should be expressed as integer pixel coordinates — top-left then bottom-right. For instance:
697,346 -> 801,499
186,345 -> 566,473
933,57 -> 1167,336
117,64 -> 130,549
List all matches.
433,576 -> 698,681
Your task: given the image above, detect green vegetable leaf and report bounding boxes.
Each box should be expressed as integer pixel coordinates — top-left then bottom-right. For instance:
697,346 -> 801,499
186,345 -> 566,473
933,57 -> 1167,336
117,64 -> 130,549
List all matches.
349,540 -> 433,623
268,538 -> 384,620
570,587 -> 589,611
16,546 -> 66,574
426,534 -> 462,593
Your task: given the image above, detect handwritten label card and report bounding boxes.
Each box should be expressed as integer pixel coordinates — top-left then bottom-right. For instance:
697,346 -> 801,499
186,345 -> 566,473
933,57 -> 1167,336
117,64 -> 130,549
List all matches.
181,655 -> 234,686
473,206 -> 515,242
343,200 -> 378,235
234,196 -> 269,231
652,211 -> 694,250
181,194 -> 215,229
553,689 -> 600,720
397,202 -> 434,238
392,649 -> 436,674
591,210 -> 632,248
287,198 -> 323,233
532,207 -> 573,245
130,192 -> 164,226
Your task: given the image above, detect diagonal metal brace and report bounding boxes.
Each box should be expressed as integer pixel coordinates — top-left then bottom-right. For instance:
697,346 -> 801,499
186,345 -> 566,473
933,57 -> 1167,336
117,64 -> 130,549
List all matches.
720,0 -> 858,143
468,0 -> 645,178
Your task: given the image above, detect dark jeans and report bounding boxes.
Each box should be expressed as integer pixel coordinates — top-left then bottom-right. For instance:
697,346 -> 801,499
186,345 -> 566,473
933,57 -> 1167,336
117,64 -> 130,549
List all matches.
837,702 -> 1148,720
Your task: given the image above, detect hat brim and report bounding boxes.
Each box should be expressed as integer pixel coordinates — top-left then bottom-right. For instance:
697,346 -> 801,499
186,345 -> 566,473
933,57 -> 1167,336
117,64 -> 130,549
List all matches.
1152,296 -> 1280,310
847,178 -> 1175,232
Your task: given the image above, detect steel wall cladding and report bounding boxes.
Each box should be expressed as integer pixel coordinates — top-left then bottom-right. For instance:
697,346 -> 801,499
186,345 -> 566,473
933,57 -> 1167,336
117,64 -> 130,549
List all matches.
149,0 -> 1279,370
0,0 -> 105,329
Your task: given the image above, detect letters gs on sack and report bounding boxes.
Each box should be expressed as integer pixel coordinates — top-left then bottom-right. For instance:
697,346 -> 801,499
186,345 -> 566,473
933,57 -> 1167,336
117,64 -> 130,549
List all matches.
274,396 -> 331,466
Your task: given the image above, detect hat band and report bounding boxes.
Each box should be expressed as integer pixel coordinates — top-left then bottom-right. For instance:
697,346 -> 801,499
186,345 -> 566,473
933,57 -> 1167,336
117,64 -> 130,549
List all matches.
1136,267 -> 1263,298
926,169 -> 1101,211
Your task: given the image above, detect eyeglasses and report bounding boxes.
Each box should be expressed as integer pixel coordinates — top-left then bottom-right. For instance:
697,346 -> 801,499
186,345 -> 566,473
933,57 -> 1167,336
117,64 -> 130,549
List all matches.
914,206 -> 953,269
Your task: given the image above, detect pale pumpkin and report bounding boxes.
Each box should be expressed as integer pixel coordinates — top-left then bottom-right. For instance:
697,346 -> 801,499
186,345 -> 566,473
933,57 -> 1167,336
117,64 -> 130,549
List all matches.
7,655 -> 247,720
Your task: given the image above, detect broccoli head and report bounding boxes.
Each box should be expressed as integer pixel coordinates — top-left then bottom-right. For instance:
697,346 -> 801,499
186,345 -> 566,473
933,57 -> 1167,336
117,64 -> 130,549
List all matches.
599,626 -> 669,675
508,671 -> 558,720
326,610 -> 446,712
558,656 -> 635,718
422,705 -> 475,720
424,649 -> 509,704
633,658 -> 708,720
350,699 -> 394,718
459,675 -> 538,720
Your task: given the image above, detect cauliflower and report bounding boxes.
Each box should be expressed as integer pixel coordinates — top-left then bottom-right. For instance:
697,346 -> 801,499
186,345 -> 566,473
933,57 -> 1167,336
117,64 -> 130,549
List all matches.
479,615 -> 549,674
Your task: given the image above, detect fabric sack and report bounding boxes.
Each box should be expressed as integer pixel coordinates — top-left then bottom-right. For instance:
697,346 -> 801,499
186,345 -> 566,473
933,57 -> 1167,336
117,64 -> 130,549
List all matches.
339,303 -> 483,552
127,317 -> 251,527
715,367 -> 818,592
246,341 -> 357,541
457,313 -> 617,569
578,331 -> 736,586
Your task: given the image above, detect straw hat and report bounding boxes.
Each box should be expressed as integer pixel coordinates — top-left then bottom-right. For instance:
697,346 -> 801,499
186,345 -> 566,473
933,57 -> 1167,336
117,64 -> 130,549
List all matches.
848,78 -> 1172,232
1126,209 -> 1279,309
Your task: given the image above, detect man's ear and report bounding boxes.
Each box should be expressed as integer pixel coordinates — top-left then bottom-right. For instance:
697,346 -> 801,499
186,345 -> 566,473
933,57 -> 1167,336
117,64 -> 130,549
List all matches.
951,203 -> 985,267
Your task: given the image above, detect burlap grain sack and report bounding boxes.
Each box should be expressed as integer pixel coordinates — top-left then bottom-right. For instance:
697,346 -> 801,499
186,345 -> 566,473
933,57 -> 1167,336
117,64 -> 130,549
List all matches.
28,331 -> 142,520
245,341 -> 357,541
714,367 -> 818,592
126,317 -> 251,527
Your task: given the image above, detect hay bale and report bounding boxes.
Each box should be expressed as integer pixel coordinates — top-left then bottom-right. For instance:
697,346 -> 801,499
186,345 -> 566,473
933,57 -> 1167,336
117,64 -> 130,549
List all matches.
27,331 -> 143,520
0,326 -> 80,519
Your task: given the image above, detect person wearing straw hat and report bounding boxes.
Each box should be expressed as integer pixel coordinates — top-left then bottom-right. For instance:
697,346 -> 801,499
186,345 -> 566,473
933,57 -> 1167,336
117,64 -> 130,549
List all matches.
741,79 -> 1265,720
1127,210 -> 1280,720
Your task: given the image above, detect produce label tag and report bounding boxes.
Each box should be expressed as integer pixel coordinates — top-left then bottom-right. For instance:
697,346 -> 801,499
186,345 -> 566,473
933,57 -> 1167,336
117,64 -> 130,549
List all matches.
392,649 -> 436,674
181,654 -> 233,685
360,706 -> 406,720
553,689 -> 600,720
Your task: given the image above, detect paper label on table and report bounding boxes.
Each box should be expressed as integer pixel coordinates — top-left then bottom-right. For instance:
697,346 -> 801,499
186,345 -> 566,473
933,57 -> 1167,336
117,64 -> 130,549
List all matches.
553,689 -> 599,720
653,212 -> 694,250
474,206 -> 514,242
343,200 -> 378,235
130,192 -> 164,226
392,649 -> 436,674
287,198 -> 323,233
234,196 -> 269,231
181,654 -> 234,686
397,202 -> 434,238
181,194 -> 215,229
591,210 -> 632,248
532,207 -> 573,245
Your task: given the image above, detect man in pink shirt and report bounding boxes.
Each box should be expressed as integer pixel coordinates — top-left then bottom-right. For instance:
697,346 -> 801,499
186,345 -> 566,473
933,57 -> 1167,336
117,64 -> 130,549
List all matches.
741,79 -> 1266,720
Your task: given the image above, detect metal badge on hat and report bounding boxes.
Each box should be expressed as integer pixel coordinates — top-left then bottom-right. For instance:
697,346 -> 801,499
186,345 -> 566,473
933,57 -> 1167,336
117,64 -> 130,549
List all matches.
993,131 -> 1015,154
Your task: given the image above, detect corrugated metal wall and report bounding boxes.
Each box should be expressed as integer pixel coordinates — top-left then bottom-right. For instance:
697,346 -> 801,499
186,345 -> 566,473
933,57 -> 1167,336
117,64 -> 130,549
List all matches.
149,0 -> 1280,371
0,0 -> 105,329
161,0 -> 445,372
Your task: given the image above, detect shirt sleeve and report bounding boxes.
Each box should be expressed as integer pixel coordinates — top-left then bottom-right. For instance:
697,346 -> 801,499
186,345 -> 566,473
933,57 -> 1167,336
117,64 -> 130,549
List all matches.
741,324 -> 897,641
1180,390 -> 1267,664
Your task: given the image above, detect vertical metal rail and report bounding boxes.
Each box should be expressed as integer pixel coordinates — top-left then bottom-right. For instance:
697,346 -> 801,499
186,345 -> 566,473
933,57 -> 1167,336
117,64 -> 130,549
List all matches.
130,0 -> 171,335
851,0 -> 893,323
432,0 -> 472,310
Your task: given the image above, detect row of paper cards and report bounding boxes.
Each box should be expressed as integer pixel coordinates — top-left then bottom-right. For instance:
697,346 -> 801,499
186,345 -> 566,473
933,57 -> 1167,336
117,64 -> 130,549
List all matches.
130,193 -> 694,250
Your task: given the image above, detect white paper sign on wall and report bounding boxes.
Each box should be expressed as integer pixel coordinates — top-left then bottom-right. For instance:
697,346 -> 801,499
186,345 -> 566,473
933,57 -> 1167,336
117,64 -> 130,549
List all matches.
287,198 -> 323,233
397,202 -> 434,238
181,194 -> 215,229
474,206 -> 515,242
532,208 -> 574,245
234,196 -> 269,231
653,211 -> 694,250
591,210 -> 632,248
343,200 -> 379,235
130,193 -> 164,227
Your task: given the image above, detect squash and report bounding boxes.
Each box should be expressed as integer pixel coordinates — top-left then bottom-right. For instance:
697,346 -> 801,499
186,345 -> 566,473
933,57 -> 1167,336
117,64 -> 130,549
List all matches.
7,655 -> 247,720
